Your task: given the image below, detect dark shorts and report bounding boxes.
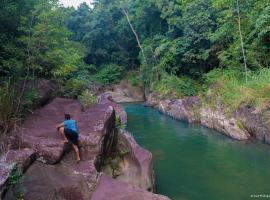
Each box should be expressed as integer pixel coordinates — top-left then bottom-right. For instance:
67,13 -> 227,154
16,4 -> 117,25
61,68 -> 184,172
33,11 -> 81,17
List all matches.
64,128 -> 79,146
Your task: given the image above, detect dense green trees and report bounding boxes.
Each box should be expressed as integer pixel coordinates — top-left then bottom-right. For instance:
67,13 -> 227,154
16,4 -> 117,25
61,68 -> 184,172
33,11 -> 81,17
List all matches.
0,0 -> 89,135
0,0 -> 270,134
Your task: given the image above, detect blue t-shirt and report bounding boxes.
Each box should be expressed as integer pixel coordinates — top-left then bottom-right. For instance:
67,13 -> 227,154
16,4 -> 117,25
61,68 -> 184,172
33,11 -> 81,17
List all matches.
64,119 -> 79,133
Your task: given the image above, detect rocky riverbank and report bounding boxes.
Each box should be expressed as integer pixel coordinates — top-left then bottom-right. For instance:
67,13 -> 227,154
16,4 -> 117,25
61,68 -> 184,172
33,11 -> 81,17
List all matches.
146,92 -> 270,144
0,94 -> 170,200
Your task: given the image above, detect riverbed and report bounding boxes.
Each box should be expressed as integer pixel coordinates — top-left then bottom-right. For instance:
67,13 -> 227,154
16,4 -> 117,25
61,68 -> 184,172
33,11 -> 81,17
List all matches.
123,104 -> 270,200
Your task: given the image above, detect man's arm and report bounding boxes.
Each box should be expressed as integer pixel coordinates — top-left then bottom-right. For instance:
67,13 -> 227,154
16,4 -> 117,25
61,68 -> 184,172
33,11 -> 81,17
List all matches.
56,122 -> 64,130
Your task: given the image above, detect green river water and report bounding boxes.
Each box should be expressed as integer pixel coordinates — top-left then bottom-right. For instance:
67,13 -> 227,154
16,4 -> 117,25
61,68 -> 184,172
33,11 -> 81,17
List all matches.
123,104 -> 270,200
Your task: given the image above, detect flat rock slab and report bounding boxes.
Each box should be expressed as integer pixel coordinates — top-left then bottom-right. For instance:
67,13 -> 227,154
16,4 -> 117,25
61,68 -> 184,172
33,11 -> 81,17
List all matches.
92,174 -> 170,200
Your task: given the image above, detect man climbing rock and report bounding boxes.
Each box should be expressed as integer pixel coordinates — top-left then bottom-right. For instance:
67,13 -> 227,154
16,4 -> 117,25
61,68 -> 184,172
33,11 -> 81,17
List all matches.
56,114 -> 81,162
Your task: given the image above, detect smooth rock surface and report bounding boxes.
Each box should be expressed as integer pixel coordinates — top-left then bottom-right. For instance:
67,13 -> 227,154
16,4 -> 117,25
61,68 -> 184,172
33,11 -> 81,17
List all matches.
114,131 -> 154,191
34,79 -> 57,107
92,174 -> 170,200
20,98 -> 82,164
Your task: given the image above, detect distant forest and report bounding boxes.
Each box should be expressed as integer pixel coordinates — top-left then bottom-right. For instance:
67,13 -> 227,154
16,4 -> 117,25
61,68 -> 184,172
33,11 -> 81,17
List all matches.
1,0 -> 270,133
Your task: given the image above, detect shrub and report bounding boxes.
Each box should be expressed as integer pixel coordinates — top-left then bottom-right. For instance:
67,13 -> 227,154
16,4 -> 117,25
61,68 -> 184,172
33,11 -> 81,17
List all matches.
62,78 -> 90,98
126,71 -> 142,87
0,81 -> 20,136
202,68 -> 223,90
78,90 -> 97,110
204,68 -> 270,111
7,166 -> 25,199
152,74 -> 200,98
95,64 -> 124,85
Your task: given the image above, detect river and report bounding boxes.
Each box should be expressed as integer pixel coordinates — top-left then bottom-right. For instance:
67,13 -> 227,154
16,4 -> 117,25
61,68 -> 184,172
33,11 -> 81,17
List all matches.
123,103 -> 270,200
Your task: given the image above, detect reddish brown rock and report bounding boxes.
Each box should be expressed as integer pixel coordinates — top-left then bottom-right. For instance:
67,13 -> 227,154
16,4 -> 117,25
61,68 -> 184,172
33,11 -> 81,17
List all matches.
114,131 -> 154,191
4,148 -> 36,172
35,79 -> 57,107
0,148 -> 36,197
3,96 -> 170,200
92,174 -> 170,200
20,98 -> 82,164
4,100 -> 117,200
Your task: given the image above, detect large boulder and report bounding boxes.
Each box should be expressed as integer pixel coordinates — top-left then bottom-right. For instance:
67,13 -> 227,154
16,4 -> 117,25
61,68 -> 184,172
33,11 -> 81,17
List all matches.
116,131 -> 154,191
0,148 -> 36,197
19,98 -> 82,164
34,79 -> 57,107
102,131 -> 155,192
4,96 -> 169,200
200,107 -> 250,140
235,106 -> 270,143
4,102 -> 117,200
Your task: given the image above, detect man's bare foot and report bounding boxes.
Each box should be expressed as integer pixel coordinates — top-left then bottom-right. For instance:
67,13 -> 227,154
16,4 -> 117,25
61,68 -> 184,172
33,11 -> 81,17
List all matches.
63,140 -> 68,144
76,158 -> 81,163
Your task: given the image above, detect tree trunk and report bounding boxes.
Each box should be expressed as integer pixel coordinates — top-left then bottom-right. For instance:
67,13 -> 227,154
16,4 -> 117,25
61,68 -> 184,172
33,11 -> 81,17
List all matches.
122,8 -> 147,65
236,0 -> 248,82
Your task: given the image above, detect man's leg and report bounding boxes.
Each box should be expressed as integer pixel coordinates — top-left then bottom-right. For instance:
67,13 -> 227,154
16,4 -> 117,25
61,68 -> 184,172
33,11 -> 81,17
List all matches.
59,127 -> 68,143
72,144 -> 81,162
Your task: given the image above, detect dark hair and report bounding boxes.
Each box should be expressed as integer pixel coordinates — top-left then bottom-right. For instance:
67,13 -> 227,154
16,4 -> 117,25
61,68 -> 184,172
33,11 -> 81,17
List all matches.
65,114 -> 71,120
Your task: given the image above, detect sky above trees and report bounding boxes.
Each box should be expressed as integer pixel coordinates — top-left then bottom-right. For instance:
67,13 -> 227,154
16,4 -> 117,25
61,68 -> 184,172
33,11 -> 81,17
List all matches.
59,0 -> 92,8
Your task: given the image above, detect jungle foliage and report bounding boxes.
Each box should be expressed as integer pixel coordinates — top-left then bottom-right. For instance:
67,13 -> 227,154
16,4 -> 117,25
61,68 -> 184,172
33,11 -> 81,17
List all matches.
1,0 -> 270,133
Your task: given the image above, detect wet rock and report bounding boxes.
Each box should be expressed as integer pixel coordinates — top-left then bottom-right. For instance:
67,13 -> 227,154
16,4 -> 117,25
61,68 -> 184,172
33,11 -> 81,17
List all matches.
92,174 -> 170,200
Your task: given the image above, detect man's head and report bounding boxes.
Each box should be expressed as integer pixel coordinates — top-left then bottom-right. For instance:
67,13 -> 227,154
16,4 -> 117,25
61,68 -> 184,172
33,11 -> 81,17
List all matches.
65,114 -> 71,120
